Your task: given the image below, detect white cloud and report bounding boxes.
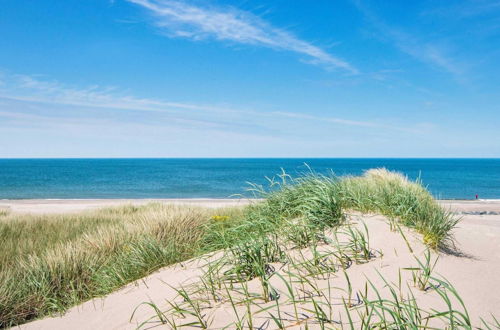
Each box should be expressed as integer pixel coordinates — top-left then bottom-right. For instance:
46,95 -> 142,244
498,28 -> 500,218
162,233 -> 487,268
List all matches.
127,0 -> 358,73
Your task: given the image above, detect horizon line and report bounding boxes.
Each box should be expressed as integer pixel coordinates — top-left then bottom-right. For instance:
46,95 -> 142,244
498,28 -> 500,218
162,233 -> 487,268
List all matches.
1,157 -> 499,160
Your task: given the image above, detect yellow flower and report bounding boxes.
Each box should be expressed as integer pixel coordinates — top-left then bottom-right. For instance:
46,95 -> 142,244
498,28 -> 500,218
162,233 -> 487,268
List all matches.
211,215 -> 229,222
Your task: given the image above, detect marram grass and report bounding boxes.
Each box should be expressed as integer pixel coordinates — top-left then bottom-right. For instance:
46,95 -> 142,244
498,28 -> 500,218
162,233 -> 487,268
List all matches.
340,168 -> 458,248
0,204 -> 230,327
0,168 -> 457,327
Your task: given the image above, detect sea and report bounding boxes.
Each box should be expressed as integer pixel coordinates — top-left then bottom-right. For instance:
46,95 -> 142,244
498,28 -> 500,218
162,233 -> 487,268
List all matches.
0,159 -> 498,200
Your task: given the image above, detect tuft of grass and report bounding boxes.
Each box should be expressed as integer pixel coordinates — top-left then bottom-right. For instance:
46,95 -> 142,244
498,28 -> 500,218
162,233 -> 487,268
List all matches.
224,235 -> 285,282
340,168 -> 458,249
280,217 -> 323,249
242,167 -> 456,249
404,249 -> 439,291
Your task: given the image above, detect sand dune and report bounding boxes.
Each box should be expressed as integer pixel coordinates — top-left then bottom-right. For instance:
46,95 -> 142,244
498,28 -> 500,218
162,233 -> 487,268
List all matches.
17,200 -> 500,329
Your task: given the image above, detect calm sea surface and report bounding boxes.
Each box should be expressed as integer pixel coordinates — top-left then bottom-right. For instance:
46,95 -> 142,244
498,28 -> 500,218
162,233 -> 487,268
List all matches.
0,159 -> 498,199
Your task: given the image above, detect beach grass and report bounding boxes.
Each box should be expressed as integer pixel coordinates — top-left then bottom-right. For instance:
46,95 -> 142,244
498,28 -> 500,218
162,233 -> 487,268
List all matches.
340,168 -> 458,249
0,168 -> 458,327
0,204 -> 228,327
135,220 -> 481,329
0,208 -> 9,217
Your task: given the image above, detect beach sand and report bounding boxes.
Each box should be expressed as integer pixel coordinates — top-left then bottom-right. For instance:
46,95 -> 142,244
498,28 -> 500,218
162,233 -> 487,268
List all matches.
0,198 -> 255,214
2,198 -> 498,215
10,200 -> 500,329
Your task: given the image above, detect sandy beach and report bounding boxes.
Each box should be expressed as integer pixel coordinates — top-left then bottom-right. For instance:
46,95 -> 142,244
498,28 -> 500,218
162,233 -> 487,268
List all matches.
0,198 -> 256,214
2,198 -> 499,215
3,199 -> 497,329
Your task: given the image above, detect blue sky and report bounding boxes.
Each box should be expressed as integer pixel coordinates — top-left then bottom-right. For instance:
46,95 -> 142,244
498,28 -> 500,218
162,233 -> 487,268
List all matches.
0,0 -> 499,157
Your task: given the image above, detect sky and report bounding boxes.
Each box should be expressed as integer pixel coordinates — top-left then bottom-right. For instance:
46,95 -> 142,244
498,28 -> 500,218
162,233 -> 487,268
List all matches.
0,0 -> 499,158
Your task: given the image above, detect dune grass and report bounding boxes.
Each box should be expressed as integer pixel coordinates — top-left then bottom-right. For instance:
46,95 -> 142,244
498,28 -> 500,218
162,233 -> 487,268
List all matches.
0,208 -> 9,218
0,168 -> 458,327
340,168 -> 458,248
135,215 -> 479,329
0,204 -> 237,327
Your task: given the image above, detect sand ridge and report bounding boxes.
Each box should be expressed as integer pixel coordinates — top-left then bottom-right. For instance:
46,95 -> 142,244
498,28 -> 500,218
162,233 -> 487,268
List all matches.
16,201 -> 500,329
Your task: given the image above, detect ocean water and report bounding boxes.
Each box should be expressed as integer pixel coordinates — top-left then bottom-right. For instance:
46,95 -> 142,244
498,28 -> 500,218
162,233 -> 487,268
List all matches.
0,159 -> 498,199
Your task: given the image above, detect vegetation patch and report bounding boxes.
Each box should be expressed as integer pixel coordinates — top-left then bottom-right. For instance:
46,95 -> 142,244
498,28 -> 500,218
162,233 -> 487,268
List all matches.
0,168 -> 459,327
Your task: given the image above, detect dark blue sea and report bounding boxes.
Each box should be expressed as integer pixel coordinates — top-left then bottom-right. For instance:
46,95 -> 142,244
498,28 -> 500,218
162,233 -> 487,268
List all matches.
0,159 -> 498,199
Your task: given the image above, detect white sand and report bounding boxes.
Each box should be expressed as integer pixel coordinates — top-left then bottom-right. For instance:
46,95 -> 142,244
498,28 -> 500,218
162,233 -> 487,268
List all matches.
13,200 -> 500,329
0,198 -> 493,214
0,199 -> 256,214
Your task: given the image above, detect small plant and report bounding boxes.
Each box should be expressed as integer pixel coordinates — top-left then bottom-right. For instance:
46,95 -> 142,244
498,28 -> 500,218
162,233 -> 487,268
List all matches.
357,274 -> 433,329
220,236 -> 285,302
130,301 -> 169,328
281,218 -> 323,249
275,272 -> 300,322
344,222 -> 374,263
404,249 -> 438,291
290,245 -> 340,279
167,286 -> 209,329
306,296 -> 333,327
429,277 -> 472,328
224,236 -> 285,282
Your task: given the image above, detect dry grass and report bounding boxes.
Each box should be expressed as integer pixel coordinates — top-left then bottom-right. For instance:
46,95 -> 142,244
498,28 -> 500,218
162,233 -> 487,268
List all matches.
0,203 -> 239,327
0,207 -> 9,217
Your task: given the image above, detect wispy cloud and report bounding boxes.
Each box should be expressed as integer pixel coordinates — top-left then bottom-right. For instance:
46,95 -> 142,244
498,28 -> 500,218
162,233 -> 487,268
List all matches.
126,0 -> 358,73
5,74 -> 201,113
0,73 -> 378,129
352,0 -> 464,79
270,111 -> 377,128
0,72 -> 439,157
0,72 -> 432,139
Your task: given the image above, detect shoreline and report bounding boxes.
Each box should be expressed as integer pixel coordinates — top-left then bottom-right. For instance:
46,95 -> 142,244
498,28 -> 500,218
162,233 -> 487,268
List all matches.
2,198 -> 500,214
0,198 -> 257,214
